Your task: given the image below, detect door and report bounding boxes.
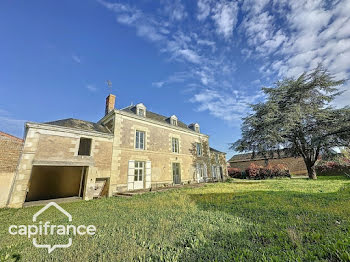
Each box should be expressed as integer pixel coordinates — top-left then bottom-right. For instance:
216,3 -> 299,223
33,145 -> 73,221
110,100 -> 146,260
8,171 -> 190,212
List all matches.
219,167 -> 223,181
134,161 -> 145,190
172,163 -> 181,184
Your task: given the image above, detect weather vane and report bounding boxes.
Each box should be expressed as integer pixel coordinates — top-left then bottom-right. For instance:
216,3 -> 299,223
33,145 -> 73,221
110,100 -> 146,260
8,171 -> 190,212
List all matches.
105,80 -> 112,89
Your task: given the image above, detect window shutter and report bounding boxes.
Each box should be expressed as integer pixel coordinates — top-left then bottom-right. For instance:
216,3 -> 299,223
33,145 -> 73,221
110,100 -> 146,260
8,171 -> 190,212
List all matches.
128,160 -> 135,190
145,161 -> 151,188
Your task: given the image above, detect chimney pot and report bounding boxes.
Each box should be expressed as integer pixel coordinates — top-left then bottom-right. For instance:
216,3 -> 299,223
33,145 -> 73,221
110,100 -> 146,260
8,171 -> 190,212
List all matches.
105,94 -> 116,115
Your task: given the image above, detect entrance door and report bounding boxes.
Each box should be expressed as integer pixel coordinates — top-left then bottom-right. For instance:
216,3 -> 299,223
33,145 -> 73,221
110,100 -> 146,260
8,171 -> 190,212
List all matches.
134,161 -> 145,190
219,167 -> 223,181
172,163 -> 181,184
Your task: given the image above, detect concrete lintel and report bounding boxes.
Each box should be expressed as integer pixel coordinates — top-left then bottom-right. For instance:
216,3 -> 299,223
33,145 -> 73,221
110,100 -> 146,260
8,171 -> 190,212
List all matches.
32,159 -> 95,167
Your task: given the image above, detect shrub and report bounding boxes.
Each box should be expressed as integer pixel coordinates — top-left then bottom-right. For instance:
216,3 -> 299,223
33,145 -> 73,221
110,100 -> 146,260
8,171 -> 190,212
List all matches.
227,167 -> 243,178
316,158 -> 350,176
245,163 -> 290,180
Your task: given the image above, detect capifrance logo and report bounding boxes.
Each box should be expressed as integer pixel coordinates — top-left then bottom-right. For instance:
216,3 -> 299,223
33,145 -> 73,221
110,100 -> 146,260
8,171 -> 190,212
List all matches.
8,202 -> 96,253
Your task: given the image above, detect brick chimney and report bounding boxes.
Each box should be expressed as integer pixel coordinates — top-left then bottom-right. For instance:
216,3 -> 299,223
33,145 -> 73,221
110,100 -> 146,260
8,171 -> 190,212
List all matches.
105,94 -> 116,115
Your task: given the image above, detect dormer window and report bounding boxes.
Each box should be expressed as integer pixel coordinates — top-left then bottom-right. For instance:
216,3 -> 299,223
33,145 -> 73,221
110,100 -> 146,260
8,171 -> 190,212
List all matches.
136,103 -> 146,117
189,123 -> 200,133
170,115 -> 178,126
138,108 -> 145,117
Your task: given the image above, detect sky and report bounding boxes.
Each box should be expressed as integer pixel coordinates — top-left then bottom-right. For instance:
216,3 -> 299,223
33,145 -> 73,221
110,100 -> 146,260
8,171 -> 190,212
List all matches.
0,0 -> 349,159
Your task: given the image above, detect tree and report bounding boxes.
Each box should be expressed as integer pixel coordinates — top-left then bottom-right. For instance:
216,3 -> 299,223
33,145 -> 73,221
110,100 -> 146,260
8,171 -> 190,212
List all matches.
231,65 -> 350,179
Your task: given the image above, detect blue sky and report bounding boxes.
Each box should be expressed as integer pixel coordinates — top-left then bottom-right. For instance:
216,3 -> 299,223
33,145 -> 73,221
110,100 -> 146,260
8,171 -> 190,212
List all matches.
1,0 -> 349,159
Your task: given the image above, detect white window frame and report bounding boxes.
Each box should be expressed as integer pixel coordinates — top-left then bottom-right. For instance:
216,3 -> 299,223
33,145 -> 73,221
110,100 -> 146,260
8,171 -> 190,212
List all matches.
134,161 -> 144,181
135,130 -> 145,150
138,108 -> 145,117
196,143 -> 202,156
172,137 -> 179,153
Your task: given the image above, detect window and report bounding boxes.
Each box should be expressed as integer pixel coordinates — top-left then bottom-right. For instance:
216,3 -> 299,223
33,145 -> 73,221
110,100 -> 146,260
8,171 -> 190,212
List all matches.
196,143 -> 202,156
78,138 -> 92,156
135,130 -> 145,150
195,126 -> 199,132
215,154 -> 219,163
138,108 -> 145,117
172,119 -> 177,126
134,161 -> 144,181
172,138 -> 179,153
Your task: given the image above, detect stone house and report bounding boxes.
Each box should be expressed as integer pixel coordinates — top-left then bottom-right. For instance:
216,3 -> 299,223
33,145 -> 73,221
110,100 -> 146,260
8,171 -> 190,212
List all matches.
228,151 -> 307,176
7,94 -> 227,207
0,131 -> 23,207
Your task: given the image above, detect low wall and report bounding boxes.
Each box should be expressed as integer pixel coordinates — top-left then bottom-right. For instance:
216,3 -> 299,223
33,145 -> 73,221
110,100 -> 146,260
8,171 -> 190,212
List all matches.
0,172 -> 15,207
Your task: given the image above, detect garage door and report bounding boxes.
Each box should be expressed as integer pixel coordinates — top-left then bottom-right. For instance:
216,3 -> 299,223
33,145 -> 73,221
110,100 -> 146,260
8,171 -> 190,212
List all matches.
25,166 -> 84,202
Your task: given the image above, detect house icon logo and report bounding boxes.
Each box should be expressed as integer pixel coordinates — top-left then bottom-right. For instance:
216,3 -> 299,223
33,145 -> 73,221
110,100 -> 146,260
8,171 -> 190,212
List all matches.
32,202 -> 73,253
8,202 -> 96,254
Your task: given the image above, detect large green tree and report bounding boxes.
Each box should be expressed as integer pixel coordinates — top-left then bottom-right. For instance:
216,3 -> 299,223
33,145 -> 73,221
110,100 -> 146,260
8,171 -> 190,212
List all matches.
232,65 -> 350,179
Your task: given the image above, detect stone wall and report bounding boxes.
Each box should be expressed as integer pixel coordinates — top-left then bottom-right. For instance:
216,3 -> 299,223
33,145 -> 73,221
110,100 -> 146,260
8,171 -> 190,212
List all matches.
108,111 -> 210,193
229,157 -> 307,175
7,124 -> 114,207
0,133 -> 23,207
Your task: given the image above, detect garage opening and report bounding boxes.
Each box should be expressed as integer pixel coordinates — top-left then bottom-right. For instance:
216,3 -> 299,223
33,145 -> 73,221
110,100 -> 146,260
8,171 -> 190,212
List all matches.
25,166 -> 86,202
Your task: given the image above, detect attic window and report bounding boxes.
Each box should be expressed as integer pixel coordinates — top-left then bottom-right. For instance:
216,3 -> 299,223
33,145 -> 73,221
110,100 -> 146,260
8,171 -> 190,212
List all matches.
170,115 -> 178,126
195,126 -> 199,132
138,108 -> 145,117
136,103 -> 146,117
78,138 -> 92,156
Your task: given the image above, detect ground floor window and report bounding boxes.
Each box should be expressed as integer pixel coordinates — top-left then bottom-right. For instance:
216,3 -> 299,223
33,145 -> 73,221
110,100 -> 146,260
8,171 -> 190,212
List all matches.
134,161 -> 144,181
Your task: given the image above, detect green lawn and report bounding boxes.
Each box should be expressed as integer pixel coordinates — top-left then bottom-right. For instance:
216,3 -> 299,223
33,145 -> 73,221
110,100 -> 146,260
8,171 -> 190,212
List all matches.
1,176 -> 350,261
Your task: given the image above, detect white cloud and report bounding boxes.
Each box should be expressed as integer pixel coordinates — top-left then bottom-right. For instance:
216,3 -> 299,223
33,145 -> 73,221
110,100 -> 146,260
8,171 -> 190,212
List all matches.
212,1 -> 238,39
191,89 -> 264,122
72,55 -> 81,64
197,0 -> 212,20
176,49 -> 201,64
86,84 -> 97,92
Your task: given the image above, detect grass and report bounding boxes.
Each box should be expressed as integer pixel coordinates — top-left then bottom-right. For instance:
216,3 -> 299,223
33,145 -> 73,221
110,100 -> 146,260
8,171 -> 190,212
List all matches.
1,176 -> 350,261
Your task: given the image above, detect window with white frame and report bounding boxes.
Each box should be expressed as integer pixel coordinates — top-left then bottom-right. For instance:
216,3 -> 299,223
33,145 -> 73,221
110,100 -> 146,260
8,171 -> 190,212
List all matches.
134,161 -> 144,181
135,130 -> 145,150
172,119 -> 177,126
196,143 -> 202,156
172,137 -> 179,153
138,108 -> 145,117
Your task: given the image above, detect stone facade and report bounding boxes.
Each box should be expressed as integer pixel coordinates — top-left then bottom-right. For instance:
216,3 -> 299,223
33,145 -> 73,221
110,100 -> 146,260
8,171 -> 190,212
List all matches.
0,132 -> 23,207
6,95 -> 228,207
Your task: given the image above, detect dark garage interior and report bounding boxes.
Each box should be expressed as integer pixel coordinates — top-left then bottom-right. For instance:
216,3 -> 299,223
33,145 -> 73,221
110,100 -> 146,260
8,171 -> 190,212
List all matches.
25,166 -> 85,202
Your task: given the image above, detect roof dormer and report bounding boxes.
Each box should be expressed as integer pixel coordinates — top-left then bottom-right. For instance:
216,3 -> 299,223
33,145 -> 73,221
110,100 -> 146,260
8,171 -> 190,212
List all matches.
189,123 -> 200,133
136,103 -> 146,117
170,115 -> 178,126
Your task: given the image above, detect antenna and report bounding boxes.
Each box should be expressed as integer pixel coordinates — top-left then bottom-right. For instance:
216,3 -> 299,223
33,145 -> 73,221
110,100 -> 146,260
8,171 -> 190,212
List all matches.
105,80 -> 112,89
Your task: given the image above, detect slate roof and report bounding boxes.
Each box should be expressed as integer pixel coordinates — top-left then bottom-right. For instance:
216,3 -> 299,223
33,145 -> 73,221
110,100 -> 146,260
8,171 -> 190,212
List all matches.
45,118 -> 112,134
121,106 -> 193,131
210,147 -> 226,154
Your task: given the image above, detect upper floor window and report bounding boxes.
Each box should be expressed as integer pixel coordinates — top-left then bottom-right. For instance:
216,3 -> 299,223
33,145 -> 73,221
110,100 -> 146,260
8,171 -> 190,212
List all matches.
195,125 -> 199,132
215,154 -> 219,163
172,137 -> 179,153
78,138 -> 92,156
135,130 -> 145,150
196,143 -> 202,156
